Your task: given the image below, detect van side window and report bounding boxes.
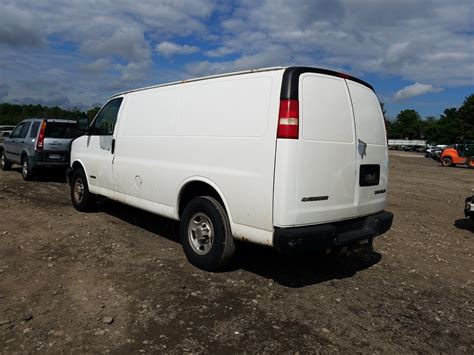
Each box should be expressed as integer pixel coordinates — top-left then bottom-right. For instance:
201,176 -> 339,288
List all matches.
30,121 -> 40,138
91,98 -> 123,135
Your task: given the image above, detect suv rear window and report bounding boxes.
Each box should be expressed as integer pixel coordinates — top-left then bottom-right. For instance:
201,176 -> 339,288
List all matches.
45,122 -> 81,139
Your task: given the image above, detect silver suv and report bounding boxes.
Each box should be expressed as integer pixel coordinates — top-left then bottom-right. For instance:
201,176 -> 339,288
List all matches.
0,118 -> 82,180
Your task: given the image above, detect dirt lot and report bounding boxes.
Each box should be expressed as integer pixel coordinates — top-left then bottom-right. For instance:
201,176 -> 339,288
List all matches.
0,152 -> 473,353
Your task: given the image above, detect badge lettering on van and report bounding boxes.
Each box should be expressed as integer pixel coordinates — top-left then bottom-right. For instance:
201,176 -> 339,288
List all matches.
358,139 -> 367,159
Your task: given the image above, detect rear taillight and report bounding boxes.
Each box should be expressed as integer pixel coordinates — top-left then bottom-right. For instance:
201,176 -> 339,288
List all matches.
277,99 -> 299,139
36,120 -> 47,151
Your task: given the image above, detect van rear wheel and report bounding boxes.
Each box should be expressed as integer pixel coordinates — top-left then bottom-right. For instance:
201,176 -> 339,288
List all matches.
180,196 -> 235,271
0,150 -> 11,171
71,168 -> 96,212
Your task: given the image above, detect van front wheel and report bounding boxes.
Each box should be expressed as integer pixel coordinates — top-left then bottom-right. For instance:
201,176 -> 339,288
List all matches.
71,168 -> 96,212
180,196 -> 235,271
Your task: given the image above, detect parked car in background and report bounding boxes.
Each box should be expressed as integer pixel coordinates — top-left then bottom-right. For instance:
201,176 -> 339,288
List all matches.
68,66 -> 393,271
0,125 -> 15,145
0,118 -> 82,180
431,145 -> 450,161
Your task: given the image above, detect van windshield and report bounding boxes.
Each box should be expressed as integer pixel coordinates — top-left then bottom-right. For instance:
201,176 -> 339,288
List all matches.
45,122 -> 81,139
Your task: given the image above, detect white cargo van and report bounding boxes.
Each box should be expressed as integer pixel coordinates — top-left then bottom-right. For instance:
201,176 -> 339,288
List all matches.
68,66 -> 393,270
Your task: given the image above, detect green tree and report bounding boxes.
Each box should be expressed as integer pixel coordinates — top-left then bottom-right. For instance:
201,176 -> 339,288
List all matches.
86,107 -> 101,122
458,94 -> 474,138
388,109 -> 423,139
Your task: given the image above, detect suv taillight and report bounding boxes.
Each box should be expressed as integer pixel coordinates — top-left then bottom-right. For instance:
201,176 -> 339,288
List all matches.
36,120 -> 47,151
277,99 -> 299,139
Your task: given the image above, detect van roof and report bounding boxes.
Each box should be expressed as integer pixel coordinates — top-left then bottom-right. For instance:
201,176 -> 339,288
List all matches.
111,66 -> 374,99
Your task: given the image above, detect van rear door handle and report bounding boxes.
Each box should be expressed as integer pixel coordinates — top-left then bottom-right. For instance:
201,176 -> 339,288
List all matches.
111,139 -> 115,154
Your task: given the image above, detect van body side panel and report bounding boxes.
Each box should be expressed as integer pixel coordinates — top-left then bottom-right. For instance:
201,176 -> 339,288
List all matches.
113,72 -> 283,243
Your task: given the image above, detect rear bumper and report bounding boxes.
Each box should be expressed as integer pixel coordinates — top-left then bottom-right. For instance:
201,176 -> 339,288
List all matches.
32,151 -> 70,167
273,211 -> 393,253
33,161 -> 70,167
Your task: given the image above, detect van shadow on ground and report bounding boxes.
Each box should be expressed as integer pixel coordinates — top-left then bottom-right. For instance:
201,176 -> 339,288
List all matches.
97,199 -> 382,288
454,218 -> 474,233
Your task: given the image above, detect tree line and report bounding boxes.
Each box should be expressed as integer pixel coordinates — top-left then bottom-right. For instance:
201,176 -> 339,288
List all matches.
0,103 -> 100,126
385,94 -> 474,144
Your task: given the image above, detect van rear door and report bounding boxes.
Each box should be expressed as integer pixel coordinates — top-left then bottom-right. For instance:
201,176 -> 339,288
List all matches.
273,69 -> 388,228
273,72 -> 358,226
347,81 -> 388,216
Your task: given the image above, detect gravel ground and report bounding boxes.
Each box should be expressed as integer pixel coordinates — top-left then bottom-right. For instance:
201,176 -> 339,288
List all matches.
0,152 -> 473,353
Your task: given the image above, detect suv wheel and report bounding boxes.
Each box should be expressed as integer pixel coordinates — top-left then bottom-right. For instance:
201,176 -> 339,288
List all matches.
21,157 -> 34,180
180,196 -> 235,271
71,168 -> 96,212
0,150 -> 11,171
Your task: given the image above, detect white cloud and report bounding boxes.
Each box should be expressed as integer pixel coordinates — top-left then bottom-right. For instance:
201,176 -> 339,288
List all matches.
204,46 -> 234,57
0,0 -> 472,110
79,59 -> 113,74
0,83 -> 9,101
394,83 -> 444,101
0,4 -> 43,47
155,41 -> 199,57
203,0 -> 474,86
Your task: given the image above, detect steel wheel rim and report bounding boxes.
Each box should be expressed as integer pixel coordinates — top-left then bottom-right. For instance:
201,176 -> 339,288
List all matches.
74,178 -> 85,203
188,212 -> 214,255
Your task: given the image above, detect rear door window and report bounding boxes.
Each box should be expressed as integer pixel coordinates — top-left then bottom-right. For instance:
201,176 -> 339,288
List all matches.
45,122 -> 81,139
301,74 -> 354,143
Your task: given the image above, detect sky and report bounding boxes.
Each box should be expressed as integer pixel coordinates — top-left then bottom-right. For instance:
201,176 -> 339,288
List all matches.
0,0 -> 473,119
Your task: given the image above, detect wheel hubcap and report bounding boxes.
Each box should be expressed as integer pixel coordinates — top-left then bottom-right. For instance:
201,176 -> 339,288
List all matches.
188,213 -> 214,255
74,178 -> 85,203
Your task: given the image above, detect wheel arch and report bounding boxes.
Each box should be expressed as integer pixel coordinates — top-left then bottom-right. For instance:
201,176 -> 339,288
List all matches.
70,159 -> 91,186
177,177 -> 233,225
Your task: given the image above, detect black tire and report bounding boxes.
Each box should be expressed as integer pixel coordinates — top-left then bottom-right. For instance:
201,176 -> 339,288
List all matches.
21,156 -> 35,181
180,196 -> 235,271
70,168 -> 97,212
466,156 -> 474,169
441,157 -> 453,167
0,150 -> 12,171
